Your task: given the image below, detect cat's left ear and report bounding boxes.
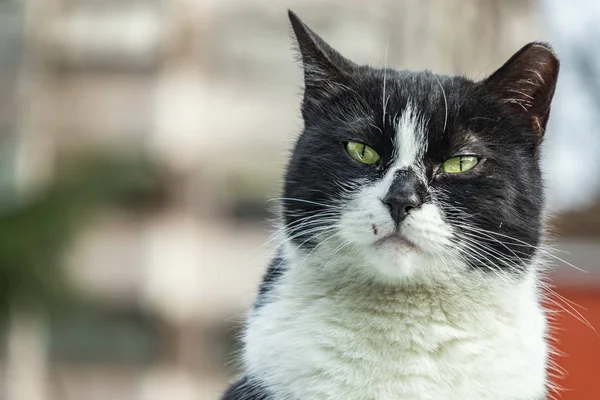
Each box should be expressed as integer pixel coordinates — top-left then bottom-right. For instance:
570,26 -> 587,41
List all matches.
288,10 -> 357,101
485,42 -> 559,136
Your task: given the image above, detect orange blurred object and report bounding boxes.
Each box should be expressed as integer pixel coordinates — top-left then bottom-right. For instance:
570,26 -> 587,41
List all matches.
552,287 -> 600,399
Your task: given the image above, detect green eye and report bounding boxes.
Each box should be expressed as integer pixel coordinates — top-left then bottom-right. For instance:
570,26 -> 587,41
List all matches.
346,142 -> 380,165
442,156 -> 479,173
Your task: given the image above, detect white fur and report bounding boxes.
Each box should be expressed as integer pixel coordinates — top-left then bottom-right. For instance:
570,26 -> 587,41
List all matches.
242,104 -> 549,399
393,103 -> 427,169
244,250 -> 547,400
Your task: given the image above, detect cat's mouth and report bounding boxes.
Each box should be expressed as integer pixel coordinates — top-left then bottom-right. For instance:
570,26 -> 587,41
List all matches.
373,232 -> 418,250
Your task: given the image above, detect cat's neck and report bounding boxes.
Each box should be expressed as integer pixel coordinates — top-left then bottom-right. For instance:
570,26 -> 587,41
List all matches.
279,243 -> 532,309
243,247 -> 548,400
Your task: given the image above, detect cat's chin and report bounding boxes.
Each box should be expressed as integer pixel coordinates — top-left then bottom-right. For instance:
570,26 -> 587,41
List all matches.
373,232 -> 418,251
365,240 -> 427,281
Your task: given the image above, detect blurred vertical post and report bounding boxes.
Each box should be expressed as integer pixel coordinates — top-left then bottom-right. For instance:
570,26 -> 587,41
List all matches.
4,0 -> 58,399
5,311 -> 49,400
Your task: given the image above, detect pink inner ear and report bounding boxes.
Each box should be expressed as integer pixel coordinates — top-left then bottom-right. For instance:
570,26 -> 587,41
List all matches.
531,116 -> 544,137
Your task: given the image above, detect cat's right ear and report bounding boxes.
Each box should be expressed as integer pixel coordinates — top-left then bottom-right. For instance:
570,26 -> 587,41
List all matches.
288,10 -> 357,101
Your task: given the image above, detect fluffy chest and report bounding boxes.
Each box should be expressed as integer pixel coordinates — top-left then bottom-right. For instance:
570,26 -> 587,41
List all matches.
243,275 -> 548,400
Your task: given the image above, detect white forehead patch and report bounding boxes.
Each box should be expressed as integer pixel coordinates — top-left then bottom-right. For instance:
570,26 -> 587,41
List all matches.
392,103 -> 427,168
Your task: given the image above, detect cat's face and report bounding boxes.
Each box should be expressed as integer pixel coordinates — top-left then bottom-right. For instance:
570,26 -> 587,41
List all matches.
282,12 -> 559,283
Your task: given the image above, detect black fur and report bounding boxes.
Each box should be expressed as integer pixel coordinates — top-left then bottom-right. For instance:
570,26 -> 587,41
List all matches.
222,376 -> 272,400
254,251 -> 286,309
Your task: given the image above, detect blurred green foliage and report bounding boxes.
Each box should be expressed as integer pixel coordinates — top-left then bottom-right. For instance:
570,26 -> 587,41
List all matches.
0,150 -> 167,317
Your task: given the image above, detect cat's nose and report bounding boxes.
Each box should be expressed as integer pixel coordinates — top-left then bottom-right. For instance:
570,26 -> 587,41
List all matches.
382,193 -> 422,224
382,169 -> 425,225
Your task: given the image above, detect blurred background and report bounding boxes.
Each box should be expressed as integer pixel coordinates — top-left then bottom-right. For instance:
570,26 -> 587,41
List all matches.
0,0 -> 599,399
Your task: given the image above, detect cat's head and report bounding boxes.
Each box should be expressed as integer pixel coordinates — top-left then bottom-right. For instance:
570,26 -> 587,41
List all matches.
281,11 -> 559,284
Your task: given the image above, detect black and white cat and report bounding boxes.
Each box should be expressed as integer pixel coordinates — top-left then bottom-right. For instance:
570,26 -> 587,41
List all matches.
223,10 -> 559,400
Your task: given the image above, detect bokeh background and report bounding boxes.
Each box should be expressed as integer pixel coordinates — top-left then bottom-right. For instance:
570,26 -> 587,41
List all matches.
0,0 -> 599,399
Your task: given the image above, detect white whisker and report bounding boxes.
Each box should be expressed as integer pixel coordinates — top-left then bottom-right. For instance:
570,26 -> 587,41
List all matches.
433,73 -> 448,132
382,36 -> 390,130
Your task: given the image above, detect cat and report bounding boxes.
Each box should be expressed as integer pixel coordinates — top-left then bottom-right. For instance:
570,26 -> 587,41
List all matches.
222,10 -> 559,400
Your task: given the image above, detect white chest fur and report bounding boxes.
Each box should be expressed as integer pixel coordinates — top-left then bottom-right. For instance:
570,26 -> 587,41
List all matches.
243,264 -> 548,400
